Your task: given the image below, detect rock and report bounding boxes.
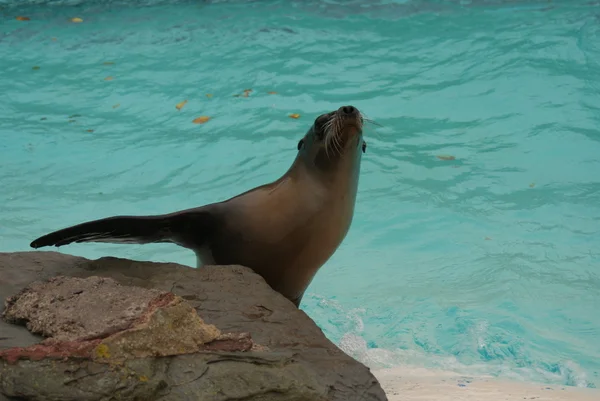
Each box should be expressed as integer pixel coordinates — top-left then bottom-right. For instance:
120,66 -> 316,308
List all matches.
3,275 -> 175,342
3,276 -> 223,363
92,292 -> 222,362
0,251 -> 387,401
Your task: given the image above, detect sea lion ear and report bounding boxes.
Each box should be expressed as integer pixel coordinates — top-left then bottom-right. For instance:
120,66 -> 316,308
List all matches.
297,139 -> 304,150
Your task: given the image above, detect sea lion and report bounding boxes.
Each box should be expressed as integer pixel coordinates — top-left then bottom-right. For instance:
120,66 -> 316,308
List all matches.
30,105 -> 367,307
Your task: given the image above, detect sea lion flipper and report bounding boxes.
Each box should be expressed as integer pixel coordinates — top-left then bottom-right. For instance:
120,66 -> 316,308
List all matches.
29,215 -> 173,248
30,209 -> 215,249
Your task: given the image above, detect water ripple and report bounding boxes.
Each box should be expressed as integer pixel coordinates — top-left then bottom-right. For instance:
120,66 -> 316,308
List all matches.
1,0 -> 600,389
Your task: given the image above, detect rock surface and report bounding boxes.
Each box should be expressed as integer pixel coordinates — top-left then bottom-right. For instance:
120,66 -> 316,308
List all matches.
3,275 -> 184,342
0,251 -> 387,401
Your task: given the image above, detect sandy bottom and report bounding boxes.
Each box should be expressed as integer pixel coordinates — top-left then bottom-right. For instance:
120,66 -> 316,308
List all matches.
373,367 -> 599,401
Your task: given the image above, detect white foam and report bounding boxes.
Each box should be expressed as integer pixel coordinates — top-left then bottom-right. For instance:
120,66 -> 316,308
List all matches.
309,294 -> 596,389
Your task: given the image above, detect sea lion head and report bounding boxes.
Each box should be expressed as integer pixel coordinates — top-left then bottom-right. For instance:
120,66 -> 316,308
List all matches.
297,105 -> 366,173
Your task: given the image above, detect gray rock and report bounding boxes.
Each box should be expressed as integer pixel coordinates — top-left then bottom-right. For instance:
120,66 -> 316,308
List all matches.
0,251 -> 387,401
3,275 -> 169,342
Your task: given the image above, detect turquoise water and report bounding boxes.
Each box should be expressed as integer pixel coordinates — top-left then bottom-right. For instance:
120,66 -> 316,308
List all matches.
1,0 -> 599,389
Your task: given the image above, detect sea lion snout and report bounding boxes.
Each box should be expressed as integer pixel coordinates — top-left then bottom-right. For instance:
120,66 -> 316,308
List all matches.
339,105 -> 359,116
334,105 -> 363,135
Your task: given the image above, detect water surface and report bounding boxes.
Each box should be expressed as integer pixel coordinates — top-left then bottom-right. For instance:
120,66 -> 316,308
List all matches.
1,0 -> 599,388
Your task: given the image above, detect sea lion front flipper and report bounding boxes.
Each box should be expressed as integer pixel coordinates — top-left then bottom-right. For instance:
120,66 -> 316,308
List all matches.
29,209 -> 216,249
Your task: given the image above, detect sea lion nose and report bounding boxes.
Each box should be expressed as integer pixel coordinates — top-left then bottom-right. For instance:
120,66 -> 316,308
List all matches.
340,105 -> 358,116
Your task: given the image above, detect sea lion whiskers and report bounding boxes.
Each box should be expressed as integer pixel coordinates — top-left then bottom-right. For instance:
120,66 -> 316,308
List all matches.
330,116 -> 344,154
323,109 -> 363,158
358,113 -> 381,142
330,121 -> 344,155
321,117 -> 336,159
363,117 -> 382,128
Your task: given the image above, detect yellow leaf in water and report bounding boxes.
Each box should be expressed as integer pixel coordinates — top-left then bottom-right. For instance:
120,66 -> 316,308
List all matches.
289,113 -> 301,119
175,100 -> 188,111
243,88 -> 253,93
104,76 -> 114,81
71,17 -> 83,23
112,103 -> 120,109
16,16 -> 30,21
32,66 -> 40,70
51,37 -> 57,41
206,94 -> 213,98
436,155 -> 456,161
529,183 -> 535,188
86,129 -> 94,133
192,116 -> 210,124
267,91 -> 277,95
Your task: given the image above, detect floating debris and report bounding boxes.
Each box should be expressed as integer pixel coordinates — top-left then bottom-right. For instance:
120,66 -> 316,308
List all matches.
103,61 -> 114,65
529,183 -> 535,188
206,94 -> 213,98
436,155 -> 456,161
68,119 -> 76,123
32,66 -> 40,70
86,129 -> 94,133
233,89 -> 252,98
175,100 -> 188,111
112,104 -> 120,109
51,37 -> 57,41
289,113 -> 300,119
267,91 -> 277,95
104,76 -> 114,81
71,17 -> 83,23
40,117 -> 47,121
16,16 -> 30,21
192,116 -> 210,124
69,114 -> 82,118
485,237 -> 492,241
232,89 -> 254,98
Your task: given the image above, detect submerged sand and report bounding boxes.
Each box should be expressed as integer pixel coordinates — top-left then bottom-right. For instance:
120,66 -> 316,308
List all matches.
373,367 -> 599,401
